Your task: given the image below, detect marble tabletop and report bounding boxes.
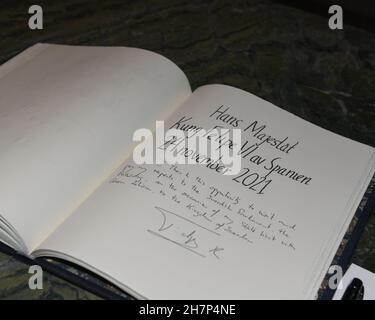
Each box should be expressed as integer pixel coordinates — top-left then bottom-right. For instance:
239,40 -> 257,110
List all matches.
0,0 -> 374,299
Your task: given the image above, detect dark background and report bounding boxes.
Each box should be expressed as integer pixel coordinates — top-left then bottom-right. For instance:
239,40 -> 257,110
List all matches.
279,0 -> 375,32
0,0 -> 374,299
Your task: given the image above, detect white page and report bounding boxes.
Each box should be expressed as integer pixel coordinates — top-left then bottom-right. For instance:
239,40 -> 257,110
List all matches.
0,44 -> 191,252
35,85 -> 375,299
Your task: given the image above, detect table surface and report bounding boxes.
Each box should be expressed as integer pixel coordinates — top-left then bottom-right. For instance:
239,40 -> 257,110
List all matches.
0,0 -> 374,299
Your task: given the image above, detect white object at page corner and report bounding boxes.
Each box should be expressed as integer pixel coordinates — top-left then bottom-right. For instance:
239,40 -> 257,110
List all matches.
333,264 -> 375,300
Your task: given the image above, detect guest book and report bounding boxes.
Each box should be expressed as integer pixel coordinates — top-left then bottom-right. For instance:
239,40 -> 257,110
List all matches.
0,43 -> 374,299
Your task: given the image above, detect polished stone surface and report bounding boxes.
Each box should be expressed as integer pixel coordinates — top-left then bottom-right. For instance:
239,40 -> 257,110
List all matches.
0,0 -> 374,299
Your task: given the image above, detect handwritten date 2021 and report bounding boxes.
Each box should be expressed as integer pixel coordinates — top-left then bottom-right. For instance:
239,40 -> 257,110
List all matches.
232,168 -> 272,195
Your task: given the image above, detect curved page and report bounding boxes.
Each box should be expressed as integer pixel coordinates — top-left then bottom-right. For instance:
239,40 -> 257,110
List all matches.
0,44 -> 191,252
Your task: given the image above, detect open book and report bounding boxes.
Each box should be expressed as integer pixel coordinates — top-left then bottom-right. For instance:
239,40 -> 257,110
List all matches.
0,43 -> 374,299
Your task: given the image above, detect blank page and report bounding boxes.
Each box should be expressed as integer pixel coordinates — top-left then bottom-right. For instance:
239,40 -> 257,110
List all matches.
0,44 -> 191,252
